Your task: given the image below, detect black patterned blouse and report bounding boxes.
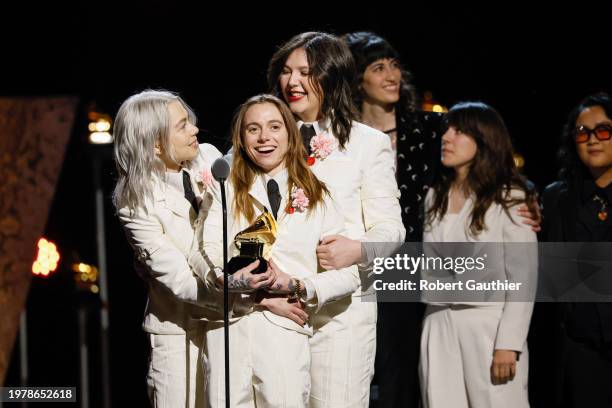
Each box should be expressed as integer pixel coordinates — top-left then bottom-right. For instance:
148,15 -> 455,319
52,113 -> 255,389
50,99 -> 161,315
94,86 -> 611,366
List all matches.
394,110 -> 444,241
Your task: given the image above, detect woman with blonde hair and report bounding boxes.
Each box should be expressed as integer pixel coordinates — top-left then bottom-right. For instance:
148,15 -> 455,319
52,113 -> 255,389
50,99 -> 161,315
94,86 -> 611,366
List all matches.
113,89 -> 270,408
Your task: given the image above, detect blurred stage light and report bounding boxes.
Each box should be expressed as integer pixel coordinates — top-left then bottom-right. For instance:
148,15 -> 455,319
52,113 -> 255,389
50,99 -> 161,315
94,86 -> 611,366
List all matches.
432,104 -> 448,113
72,262 -> 99,293
422,91 -> 448,113
88,111 -> 113,144
89,131 -> 113,144
32,238 -> 60,277
514,153 -> 525,169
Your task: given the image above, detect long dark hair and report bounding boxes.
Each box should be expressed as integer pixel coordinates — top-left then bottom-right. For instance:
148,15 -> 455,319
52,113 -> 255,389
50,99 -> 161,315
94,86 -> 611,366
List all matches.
267,31 -> 357,149
426,101 -> 535,236
558,92 -> 612,183
342,31 -> 418,116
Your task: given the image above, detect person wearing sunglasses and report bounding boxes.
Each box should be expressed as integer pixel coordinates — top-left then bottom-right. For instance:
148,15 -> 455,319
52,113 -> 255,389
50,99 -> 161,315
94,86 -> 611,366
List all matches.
537,92 -> 612,407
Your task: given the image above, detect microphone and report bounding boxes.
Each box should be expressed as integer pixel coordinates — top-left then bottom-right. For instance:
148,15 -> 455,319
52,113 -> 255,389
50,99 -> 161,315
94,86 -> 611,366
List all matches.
211,157 -> 230,182
211,155 -> 231,408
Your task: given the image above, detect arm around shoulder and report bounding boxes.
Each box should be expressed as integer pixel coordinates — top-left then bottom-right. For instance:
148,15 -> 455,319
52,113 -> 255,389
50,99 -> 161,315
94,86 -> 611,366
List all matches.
306,198 -> 361,310
495,195 -> 538,351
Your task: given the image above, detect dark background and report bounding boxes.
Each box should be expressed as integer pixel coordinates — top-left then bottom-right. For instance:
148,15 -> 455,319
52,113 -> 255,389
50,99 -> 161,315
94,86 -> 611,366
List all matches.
2,2 -> 611,406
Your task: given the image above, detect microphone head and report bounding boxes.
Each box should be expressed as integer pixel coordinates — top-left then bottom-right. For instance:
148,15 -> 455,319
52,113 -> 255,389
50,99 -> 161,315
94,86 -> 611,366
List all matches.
211,157 -> 230,181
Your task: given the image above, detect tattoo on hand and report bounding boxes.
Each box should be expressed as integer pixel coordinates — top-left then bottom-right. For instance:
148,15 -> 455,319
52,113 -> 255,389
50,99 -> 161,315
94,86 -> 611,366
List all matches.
228,273 -> 254,292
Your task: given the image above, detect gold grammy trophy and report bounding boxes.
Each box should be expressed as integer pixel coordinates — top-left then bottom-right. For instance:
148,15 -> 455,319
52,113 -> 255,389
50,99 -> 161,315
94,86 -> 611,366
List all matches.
226,209 -> 277,274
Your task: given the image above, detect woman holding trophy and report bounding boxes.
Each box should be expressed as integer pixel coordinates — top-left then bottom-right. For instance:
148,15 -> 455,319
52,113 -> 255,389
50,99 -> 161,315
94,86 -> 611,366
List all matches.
201,94 -> 360,408
112,89 -> 272,408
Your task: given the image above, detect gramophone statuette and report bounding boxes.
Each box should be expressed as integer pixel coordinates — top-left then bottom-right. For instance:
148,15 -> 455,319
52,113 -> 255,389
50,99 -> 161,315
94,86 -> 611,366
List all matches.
226,209 -> 277,274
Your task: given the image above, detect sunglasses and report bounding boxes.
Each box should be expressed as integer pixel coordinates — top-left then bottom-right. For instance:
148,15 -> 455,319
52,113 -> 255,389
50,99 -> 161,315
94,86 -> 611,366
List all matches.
573,124 -> 612,143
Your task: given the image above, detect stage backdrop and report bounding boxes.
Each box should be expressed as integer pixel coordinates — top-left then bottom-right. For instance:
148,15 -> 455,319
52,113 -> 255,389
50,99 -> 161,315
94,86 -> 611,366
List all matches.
0,96 -> 77,384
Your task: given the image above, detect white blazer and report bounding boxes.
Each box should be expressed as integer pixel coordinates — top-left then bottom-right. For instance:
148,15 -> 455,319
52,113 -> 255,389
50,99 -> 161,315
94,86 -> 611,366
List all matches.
422,188 -> 537,351
117,143 -> 222,335
300,119 -> 406,293
201,175 -> 360,335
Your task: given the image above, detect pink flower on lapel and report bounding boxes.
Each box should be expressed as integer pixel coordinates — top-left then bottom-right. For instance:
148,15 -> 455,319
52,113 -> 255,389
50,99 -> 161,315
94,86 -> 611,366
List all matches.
288,186 -> 309,213
196,168 -> 213,188
309,132 -> 336,161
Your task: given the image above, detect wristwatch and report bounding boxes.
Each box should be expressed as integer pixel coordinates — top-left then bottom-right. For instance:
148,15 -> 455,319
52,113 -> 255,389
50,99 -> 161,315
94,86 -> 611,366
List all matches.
288,278 -> 303,303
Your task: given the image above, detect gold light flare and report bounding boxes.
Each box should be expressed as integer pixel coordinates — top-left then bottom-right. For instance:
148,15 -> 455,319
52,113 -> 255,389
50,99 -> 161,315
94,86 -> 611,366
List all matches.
513,153 -> 525,170
72,262 -> 99,293
32,238 -> 60,277
88,111 -> 113,144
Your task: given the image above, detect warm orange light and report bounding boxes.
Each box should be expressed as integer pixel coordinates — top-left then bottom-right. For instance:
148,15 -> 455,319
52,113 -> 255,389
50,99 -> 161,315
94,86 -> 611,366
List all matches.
88,112 -> 113,144
432,104 -> 448,113
421,91 -> 448,113
514,153 -> 525,169
89,131 -> 113,144
72,262 -> 98,284
32,238 -> 60,277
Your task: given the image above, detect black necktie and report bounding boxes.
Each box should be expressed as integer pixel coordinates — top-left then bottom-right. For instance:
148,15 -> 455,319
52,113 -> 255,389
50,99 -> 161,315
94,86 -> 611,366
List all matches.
300,124 -> 316,154
267,179 -> 281,219
182,170 -> 199,214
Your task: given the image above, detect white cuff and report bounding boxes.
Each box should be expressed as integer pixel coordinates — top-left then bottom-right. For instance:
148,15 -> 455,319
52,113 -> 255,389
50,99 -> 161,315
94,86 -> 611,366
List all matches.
303,278 -> 317,304
213,266 -> 224,280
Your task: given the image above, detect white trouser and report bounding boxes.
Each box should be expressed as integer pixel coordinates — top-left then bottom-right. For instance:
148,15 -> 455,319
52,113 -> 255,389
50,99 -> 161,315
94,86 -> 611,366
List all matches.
204,312 -> 310,408
309,297 -> 377,408
419,305 -> 529,408
146,326 -> 206,408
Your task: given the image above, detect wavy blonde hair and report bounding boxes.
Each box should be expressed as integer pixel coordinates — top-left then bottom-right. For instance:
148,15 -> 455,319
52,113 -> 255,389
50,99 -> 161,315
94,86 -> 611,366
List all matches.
112,89 -> 196,212
230,94 -> 328,222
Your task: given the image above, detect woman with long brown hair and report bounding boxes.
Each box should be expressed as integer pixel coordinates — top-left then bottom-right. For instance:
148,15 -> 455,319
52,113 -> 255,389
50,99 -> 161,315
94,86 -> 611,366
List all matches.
420,101 -> 537,407
201,94 -> 360,407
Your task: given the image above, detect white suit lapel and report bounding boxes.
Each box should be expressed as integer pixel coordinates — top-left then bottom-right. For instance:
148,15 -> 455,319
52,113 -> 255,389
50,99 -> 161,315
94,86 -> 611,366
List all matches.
154,181 -> 193,221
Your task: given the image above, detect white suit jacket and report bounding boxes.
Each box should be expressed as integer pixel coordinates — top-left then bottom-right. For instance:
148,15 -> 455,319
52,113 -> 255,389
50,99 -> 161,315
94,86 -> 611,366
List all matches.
299,119 -> 405,294
117,143 -> 222,334
201,175 -> 360,335
422,188 -> 537,351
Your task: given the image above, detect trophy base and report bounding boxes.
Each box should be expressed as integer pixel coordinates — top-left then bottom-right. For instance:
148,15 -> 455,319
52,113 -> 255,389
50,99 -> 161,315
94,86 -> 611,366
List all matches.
226,256 -> 268,275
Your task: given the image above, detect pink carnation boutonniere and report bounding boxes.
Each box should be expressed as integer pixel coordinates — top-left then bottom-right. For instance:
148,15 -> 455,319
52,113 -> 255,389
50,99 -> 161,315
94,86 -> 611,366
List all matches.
286,186 -> 309,214
195,167 -> 214,189
307,132 -> 336,166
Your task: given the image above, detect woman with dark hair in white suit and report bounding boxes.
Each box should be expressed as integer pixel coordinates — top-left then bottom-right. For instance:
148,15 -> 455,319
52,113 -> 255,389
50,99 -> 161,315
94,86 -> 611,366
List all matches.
421,101 -> 537,408
267,32 -> 406,407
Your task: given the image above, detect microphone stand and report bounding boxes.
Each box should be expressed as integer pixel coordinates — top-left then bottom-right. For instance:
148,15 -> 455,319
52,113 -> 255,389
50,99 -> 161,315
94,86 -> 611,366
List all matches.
211,156 -> 232,408
219,178 -> 230,408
